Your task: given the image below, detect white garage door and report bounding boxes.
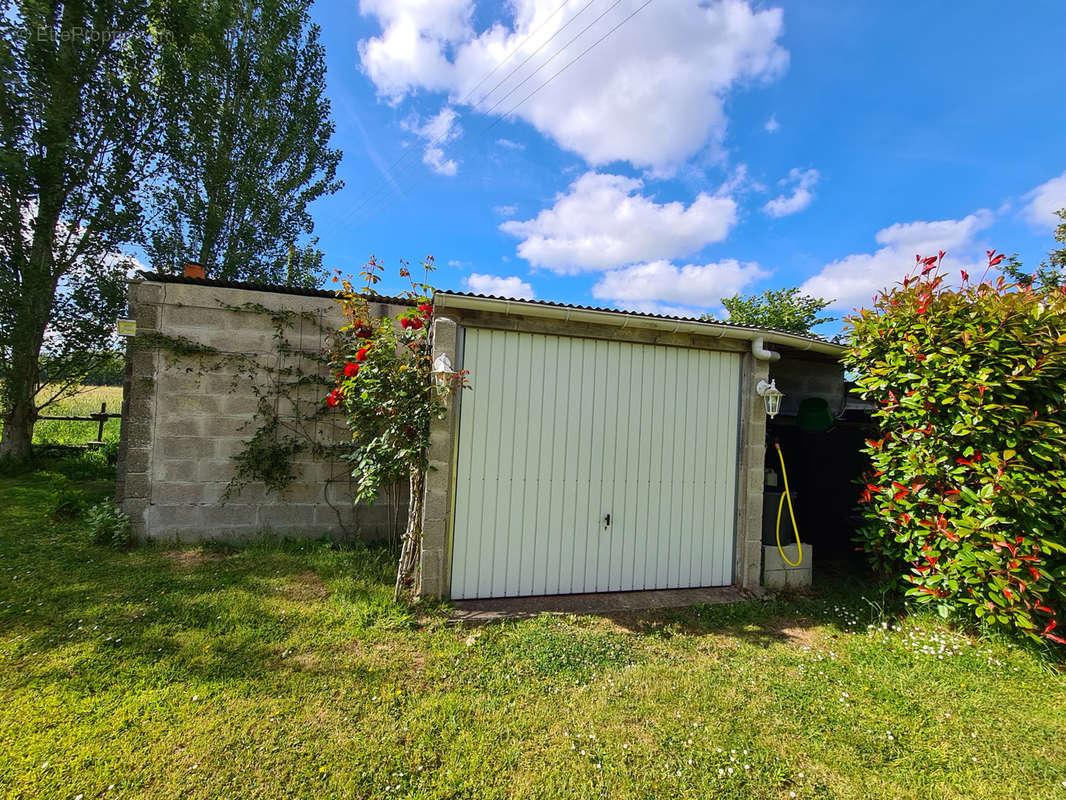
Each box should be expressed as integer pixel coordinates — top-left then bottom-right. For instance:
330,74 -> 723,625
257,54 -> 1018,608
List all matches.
450,328 -> 741,600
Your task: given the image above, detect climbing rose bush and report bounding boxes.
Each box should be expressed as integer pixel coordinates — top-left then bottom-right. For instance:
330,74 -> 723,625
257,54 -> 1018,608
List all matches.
845,250 -> 1066,645
327,256 -> 463,599
328,256 -> 442,503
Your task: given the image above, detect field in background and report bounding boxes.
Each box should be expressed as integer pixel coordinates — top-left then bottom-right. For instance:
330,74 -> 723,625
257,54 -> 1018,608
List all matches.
30,385 -> 123,445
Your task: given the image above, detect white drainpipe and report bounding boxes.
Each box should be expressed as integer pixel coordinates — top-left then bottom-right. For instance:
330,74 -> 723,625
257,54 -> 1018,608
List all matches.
751,336 -> 781,361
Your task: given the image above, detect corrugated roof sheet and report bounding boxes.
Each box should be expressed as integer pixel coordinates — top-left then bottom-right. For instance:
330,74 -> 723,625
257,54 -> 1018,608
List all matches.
434,290 -> 840,348
132,274 -> 841,350
132,271 -> 408,305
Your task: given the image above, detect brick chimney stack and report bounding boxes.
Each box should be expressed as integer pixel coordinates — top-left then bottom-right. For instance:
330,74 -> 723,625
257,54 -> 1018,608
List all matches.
183,261 -> 205,279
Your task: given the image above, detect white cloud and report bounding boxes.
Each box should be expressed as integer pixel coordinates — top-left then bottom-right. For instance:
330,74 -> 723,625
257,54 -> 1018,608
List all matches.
592,258 -> 767,309
800,211 -> 994,311
402,106 -> 461,175
358,0 -> 788,172
762,167 -> 819,217
424,149 -> 457,176
464,272 -> 536,299
764,114 -> 779,133
1022,170 -> 1066,228
499,172 -> 737,273
496,138 -> 525,150
493,204 -> 518,217
718,163 -> 765,195
358,0 -> 472,98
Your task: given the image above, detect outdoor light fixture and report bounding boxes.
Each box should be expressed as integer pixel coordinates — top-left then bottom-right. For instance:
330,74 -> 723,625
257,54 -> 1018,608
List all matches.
756,379 -> 784,419
431,353 -> 457,388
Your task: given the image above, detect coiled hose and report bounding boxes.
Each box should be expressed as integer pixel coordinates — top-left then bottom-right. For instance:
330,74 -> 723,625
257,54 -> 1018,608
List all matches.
774,442 -> 803,566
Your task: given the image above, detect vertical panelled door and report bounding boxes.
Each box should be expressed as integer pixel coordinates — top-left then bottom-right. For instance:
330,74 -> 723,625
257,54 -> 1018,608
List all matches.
450,328 -> 742,600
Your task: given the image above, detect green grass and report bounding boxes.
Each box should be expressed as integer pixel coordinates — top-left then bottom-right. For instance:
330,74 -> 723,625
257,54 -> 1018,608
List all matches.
31,385 -> 123,446
1,457 -> 1064,799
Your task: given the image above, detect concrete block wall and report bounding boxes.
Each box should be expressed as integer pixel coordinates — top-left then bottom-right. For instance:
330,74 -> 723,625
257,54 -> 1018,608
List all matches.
419,315 -> 461,598
116,278 -> 409,542
769,357 -> 846,418
735,353 -> 770,592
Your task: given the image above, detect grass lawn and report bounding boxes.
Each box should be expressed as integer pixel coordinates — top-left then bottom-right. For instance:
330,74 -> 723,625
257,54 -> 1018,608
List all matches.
0,386 -> 125,448
1,455 -> 1064,799
32,386 -> 124,446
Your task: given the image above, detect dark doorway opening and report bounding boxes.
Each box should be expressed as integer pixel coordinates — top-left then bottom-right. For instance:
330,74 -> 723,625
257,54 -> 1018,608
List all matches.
765,416 -> 873,563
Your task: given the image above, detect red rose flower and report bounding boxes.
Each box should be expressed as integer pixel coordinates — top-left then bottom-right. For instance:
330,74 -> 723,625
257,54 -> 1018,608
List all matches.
400,317 -> 411,330
409,317 -> 424,330
356,346 -> 370,362
343,362 -> 359,377
418,303 -> 432,316
325,389 -> 344,407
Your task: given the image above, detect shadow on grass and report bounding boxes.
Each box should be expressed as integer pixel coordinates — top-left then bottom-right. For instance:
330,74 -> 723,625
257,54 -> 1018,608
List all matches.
1,468 -> 401,690
0,444 -> 118,482
602,561 -> 891,647
450,559 -> 891,651
4,451 -> 903,692
604,608 -> 823,649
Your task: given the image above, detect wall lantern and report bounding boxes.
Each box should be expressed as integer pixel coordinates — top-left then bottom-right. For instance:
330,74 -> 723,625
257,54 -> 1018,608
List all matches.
431,353 -> 458,389
756,379 -> 784,419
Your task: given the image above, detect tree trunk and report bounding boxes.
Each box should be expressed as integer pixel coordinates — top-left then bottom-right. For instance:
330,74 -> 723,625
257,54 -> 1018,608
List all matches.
1,293 -> 49,459
394,468 -> 425,602
0,387 -> 37,459
1,213 -> 58,459
1,2 -> 74,458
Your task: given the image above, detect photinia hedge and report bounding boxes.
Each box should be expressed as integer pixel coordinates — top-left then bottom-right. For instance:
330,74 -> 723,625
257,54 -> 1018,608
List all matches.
844,250 -> 1066,645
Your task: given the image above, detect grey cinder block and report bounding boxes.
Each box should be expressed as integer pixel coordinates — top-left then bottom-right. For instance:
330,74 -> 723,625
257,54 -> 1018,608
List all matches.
762,543 -> 813,588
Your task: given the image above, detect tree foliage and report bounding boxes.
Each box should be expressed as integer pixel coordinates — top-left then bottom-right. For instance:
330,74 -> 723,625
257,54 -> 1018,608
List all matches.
703,287 -> 835,335
845,250 -> 1066,645
1001,208 -> 1066,290
146,0 -> 342,286
0,0 -> 163,456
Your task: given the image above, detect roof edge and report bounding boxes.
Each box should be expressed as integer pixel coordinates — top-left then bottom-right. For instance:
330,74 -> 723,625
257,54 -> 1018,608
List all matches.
433,291 -> 845,357
131,271 -> 408,305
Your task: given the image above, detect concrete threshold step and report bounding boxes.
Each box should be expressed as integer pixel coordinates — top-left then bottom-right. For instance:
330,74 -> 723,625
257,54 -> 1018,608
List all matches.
449,585 -> 758,622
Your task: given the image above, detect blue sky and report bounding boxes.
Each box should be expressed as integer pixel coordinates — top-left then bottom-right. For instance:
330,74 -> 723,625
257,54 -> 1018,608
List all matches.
306,0 -> 1066,333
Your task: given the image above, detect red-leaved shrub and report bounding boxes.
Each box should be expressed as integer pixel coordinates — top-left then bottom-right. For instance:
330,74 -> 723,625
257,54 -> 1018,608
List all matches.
845,251 -> 1066,644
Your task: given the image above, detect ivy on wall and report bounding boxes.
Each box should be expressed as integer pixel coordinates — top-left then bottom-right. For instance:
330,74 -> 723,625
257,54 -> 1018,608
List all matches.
133,270 -> 461,591
135,300 -> 362,525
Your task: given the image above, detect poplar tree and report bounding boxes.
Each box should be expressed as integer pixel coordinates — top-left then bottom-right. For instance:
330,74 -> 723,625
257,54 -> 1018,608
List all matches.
146,0 -> 342,286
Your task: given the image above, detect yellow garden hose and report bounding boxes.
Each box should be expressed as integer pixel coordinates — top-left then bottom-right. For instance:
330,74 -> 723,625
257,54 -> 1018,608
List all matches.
774,442 -> 803,567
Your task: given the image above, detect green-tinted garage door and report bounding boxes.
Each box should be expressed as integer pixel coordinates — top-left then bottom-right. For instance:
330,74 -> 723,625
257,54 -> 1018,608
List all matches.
450,328 -> 741,600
